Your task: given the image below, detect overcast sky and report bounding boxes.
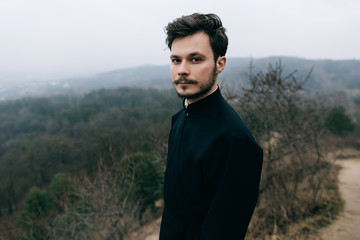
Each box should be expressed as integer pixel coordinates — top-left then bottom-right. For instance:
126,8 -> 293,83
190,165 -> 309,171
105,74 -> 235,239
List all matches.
1,0 -> 359,81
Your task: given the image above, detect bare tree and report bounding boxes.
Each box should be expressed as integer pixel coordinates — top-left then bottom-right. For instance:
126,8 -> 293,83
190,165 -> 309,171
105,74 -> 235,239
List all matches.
225,60 -> 339,238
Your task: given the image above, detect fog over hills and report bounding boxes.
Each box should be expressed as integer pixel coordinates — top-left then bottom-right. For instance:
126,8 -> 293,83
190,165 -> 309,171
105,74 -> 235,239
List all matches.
1,57 -> 360,101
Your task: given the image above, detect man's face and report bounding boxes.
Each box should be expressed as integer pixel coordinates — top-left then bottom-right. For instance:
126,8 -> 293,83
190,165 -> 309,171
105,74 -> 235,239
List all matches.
170,32 -> 226,104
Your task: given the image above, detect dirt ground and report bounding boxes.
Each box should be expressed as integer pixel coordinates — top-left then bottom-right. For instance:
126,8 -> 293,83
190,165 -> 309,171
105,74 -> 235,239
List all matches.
125,217 -> 161,240
318,157 -> 360,240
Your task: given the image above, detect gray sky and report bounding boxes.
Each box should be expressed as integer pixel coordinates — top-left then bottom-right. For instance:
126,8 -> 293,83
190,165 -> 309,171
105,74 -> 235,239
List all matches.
1,0 -> 359,81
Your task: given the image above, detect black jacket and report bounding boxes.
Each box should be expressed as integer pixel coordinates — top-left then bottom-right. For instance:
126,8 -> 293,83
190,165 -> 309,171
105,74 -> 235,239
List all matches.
160,88 -> 263,240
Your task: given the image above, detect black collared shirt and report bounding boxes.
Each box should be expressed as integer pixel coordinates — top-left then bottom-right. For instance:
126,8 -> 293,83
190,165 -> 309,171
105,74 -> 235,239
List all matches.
160,88 -> 263,240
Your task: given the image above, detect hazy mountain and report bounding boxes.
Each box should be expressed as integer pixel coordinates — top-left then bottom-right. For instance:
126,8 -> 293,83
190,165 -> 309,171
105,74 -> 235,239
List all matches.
1,57 -> 360,101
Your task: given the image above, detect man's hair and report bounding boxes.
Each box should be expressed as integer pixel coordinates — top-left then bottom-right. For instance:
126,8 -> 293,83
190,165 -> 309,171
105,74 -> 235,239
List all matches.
165,13 -> 228,62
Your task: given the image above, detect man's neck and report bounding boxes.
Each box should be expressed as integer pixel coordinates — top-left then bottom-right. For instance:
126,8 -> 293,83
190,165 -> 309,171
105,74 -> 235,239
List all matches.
185,85 -> 219,108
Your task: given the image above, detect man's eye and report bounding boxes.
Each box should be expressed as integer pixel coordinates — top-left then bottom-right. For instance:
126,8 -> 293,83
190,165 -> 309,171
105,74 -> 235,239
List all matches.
192,57 -> 201,63
171,59 -> 180,63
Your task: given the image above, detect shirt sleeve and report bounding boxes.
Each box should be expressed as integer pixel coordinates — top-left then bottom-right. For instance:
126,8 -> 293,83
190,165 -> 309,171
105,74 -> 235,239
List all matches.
201,135 -> 263,240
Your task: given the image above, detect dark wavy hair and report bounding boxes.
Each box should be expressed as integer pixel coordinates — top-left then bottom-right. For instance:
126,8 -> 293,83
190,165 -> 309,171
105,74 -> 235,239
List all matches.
165,13 -> 228,62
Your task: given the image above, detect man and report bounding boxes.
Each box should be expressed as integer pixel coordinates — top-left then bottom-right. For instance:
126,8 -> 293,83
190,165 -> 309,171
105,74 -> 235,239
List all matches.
160,13 -> 263,240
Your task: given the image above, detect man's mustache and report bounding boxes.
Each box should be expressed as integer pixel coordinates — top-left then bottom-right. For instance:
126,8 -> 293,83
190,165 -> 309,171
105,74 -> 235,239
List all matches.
173,77 -> 198,85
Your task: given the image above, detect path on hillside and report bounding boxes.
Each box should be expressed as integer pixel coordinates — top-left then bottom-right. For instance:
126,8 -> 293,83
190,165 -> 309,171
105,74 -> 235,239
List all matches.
319,158 -> 360,240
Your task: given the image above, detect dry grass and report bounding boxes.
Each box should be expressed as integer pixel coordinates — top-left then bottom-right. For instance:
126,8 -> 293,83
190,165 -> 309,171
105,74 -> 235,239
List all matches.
246,149 -> 348,240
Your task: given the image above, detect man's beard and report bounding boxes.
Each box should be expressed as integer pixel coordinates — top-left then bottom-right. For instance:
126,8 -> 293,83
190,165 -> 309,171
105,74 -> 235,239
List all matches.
174,66 -> 217,100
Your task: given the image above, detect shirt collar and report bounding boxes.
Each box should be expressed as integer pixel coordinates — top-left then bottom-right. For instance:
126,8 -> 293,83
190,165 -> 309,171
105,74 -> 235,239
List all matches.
184,86 -> 219,109
183,86 -> 221,114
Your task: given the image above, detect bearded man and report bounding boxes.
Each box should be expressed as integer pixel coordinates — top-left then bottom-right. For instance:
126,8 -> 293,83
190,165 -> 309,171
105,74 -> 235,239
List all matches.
159,13 -> 263,240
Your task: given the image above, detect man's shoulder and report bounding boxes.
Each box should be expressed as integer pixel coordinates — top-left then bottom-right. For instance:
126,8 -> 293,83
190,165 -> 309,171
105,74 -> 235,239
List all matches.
214,98 -> 256,143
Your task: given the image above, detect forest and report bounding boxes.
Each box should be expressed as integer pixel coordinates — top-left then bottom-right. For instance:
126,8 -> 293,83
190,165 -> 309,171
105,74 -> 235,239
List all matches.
0,60 -> 359,239
0,87 -> 179,213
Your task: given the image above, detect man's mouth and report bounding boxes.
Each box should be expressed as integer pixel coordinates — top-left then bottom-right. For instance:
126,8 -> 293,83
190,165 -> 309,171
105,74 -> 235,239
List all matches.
173,78 -> 198,85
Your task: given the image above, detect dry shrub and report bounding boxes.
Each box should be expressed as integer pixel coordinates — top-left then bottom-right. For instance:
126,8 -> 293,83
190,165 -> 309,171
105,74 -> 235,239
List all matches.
44,160 -> 142,240
17,153 -> 150,240
225,60 -> 343,239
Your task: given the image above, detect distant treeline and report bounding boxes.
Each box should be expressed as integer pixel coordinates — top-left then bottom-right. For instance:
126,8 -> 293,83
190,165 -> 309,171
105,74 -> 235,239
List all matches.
2,57 -> 360,101
0,87 -> 181,215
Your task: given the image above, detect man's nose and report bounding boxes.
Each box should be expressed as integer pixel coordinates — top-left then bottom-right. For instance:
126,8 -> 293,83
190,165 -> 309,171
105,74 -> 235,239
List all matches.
178,62 -> 190,76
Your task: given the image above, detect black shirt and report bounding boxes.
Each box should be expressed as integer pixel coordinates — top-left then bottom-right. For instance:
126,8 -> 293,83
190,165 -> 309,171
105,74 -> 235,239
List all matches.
160,88 -> 263,240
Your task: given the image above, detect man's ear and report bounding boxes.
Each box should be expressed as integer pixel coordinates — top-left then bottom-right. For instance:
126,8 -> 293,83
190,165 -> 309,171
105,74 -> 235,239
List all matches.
216,56 -> 226,74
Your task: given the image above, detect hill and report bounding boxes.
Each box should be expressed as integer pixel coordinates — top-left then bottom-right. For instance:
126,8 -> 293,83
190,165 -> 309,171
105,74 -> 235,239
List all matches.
1,57 -> 360,101
0,59 -> 359,239
62,57 -> 360,93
